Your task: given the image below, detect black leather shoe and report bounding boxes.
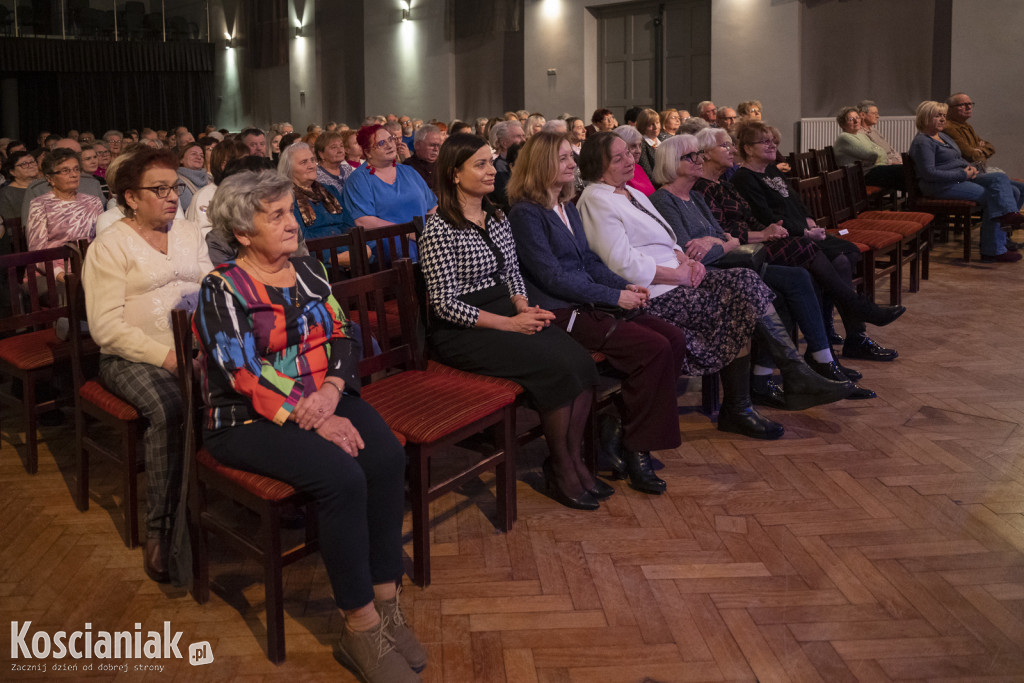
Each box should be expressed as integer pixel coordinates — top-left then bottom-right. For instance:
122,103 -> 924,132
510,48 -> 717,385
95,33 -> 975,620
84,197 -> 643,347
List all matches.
866,304 -> 906,327
804,356 -> 876,400
750,375 -> 787,410
598,414 -> 627,479
842,334 -> 898,361
622,450 -> 666,495
835,359 -> 862,381
586,478 -> 616,500
543,460 -> 600,510
828,331 -> 845,346
718,405 -> 785,440
144,537 -> 170,584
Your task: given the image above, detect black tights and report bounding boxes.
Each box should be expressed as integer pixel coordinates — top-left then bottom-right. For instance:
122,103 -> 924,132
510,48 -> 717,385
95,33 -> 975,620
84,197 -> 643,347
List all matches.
541,389 -> 594,497
806,252 -> 866,337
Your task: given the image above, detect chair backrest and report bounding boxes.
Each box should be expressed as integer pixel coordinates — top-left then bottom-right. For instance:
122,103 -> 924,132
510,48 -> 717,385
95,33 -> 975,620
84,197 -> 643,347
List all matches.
814,146 -> 838,173
305,232 -> 362,283
845,161 -> 872,214
900,152 -> 927,204
4,217 -> 27,253
787,150 -> 819,179
794,176 -> 834,229
170,308 -> 196,421
350,218 -> 421,275
329,258 -> 423,381
821,168 -> 856,224
0,245 -> 74,333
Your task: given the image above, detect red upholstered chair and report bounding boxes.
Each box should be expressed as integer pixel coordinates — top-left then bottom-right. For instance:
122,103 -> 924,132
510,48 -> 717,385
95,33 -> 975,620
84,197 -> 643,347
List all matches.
66,271 -> 145,547
0,245 -> 76,474
846,162 -> 934,284
332,259 -> 518,587
172,308 -> 351,664
796,175 -> 901,304
821,168 -> 923,303
902,153 -> 980,262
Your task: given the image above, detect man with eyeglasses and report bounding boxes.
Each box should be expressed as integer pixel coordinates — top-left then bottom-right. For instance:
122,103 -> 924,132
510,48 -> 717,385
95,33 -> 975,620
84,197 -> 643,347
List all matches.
20,139 -> 105,225
399,115 -> 415,149
403,124 -> 442,187
945,92 -> 1024,249
716,107 -> 738,134
103,130 -> 124,158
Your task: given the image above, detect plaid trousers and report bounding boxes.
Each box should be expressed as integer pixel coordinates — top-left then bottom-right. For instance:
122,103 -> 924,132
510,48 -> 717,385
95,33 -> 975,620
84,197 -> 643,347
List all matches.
99,355 -> 184,538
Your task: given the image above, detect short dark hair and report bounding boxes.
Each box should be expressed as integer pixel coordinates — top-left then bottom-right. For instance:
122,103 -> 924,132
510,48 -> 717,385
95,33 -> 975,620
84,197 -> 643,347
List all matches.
733,120 -> 772,161
314,130 -> 345,162
41,148 -> 80,176
111,147 -> 179,209
221,155 -> 277,180
578,131 -> 620,182
1,150 -> 33,181
591,108 -> 613,125
434,133 -> 494,229
240,127 -> 265,141
210,140 -> 250,184
279,133 -> 301,153
624,107 -> 643,125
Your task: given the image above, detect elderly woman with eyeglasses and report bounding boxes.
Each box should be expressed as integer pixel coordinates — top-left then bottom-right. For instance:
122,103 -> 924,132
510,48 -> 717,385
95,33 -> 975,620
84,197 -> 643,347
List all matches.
833,106 -> 903,191
577,132 -> 853,439
82,146 -> 212,584
27,148 -> 104,283
194,170 -> 422,682
279,141 -> 346,242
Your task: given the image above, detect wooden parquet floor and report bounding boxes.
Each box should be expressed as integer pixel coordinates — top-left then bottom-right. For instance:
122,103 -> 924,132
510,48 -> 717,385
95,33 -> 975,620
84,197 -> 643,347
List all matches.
3,232 -> 1024,682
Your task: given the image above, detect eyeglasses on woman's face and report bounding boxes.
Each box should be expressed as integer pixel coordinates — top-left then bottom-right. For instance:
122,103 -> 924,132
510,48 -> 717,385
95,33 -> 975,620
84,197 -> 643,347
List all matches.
681,150 -> 706,164
50,165 -> 82,177
137,182 -> 187,199
753,138 -> 777,147
374,136 -> 398,149
15,159 -> 38,170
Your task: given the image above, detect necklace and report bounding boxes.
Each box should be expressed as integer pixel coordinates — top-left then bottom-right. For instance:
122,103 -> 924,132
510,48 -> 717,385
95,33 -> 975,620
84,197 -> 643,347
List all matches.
677,194 -> 711,235
126,218 -> 169,255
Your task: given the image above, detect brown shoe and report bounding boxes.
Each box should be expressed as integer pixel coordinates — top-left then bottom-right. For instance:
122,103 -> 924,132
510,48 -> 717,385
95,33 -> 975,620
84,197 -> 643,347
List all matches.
375,587 -> 427,673
143,537 -> 170,584
335,620 -> 419,683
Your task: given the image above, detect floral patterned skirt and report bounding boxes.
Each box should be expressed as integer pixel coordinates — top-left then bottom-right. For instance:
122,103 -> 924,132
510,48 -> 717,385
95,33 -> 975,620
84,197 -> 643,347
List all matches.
645,268 -> 773,376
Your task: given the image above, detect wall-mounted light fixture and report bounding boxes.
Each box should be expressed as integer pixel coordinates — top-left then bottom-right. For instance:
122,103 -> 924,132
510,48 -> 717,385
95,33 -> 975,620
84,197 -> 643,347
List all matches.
401,0 -> 411,21
294,22 -> 302,38
224,31 -> 237,49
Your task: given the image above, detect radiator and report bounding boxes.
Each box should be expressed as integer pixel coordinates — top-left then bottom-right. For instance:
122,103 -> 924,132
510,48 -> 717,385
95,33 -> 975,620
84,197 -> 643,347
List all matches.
798,116 -> 917,154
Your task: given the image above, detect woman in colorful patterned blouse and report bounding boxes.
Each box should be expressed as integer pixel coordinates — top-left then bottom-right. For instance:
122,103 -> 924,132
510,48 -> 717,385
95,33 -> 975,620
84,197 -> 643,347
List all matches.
193,170 -> 423,683
420,134 -> 602,512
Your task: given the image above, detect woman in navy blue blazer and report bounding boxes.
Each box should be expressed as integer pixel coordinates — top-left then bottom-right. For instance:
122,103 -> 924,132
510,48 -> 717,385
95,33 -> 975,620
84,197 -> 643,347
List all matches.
507,132 -> 689,495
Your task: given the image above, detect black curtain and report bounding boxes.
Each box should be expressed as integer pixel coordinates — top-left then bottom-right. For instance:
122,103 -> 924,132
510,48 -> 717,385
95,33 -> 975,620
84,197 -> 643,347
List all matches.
17,71 -> 215,137
1,38 -> 215,141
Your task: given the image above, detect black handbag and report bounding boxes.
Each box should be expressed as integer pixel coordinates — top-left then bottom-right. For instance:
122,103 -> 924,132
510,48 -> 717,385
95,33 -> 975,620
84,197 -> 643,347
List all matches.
712,243 -> 767,276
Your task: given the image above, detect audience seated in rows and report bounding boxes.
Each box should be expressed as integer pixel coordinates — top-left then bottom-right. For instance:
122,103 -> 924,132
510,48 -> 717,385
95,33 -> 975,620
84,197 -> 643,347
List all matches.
832,106 -> 903,190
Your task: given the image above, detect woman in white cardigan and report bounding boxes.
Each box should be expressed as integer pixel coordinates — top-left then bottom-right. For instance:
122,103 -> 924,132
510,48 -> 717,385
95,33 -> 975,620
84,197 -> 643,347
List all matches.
83,147 -> 212,584
577,133 -> 853,437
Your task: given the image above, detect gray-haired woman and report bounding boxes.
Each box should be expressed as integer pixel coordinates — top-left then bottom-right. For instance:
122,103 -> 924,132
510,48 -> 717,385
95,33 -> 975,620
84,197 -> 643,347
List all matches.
193,170 -> 422,683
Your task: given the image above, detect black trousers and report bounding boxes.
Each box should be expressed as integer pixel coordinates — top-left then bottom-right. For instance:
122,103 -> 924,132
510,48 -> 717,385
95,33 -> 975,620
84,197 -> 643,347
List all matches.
204,394 -> 407,610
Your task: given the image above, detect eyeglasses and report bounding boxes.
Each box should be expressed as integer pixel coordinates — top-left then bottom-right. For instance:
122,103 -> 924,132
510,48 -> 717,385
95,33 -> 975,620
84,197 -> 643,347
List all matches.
716,142 -> 734,150
137,183 -> 187,199
681,151 -> 706,164
374,136 -> 399,149
50,167 -> 82,176
953,101 -> 975,108
15,160 -> 38,169
748,109 -> 761,115
753,138 -> 777,147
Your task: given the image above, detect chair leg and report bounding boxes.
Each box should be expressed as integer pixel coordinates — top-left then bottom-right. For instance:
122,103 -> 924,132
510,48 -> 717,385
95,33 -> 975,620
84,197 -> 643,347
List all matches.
23,374 -> 38,474
889,246 -> 901,306
262,505 -> 287,664
408,444 -> 430,587
190,480 -> 211,604
701,373 -> 720,415
496,406 -> 516,531
123,428 -> 140,548
74,411 -> 89,512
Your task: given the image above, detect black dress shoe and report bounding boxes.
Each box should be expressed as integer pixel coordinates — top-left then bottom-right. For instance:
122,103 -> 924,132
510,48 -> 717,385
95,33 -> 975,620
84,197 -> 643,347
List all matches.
804,356 -> 877,400
586,478 -> 616,500
828,331 -> 845,346
806,350 -> 861,381
835,359 -> 862,381
621,450 -> 666,495
144,537 -> 171,584
718,405 -> 785,440
866,304 -> 906,327
750,375 -> 787,410
842,334 -> 898,362
543,460 -> 600,510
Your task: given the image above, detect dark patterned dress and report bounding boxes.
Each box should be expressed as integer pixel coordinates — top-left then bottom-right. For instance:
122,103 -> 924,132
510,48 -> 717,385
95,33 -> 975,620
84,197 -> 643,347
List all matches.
692,177 -> 819,268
